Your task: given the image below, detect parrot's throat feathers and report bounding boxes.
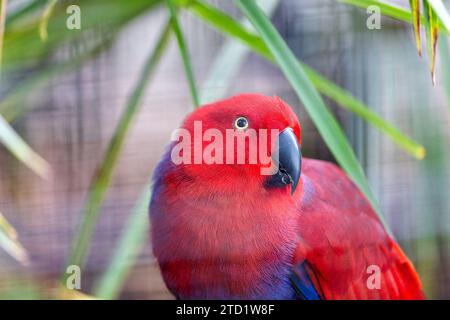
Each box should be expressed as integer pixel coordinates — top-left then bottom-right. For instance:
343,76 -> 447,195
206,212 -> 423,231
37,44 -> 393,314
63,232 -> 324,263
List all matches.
159,183 -> 299,299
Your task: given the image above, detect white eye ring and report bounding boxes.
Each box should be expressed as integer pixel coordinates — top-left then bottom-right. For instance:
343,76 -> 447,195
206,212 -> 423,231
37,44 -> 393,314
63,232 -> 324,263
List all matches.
234,116 -> 249,130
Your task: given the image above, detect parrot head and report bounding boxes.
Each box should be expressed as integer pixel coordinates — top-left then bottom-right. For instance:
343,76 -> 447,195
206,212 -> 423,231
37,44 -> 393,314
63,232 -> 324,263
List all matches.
171,93 -> 302,195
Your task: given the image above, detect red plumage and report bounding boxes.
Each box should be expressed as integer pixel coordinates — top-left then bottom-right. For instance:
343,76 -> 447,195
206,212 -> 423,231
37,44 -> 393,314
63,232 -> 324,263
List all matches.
294,159 -> 424,299
150,94 -> 424,300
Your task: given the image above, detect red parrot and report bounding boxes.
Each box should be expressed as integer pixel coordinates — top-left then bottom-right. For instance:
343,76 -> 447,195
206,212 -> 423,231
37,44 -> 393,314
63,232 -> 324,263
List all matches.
150,94 -> 424,300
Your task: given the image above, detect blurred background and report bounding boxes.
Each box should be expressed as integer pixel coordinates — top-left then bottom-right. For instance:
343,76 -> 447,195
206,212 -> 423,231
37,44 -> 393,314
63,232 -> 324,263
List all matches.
0,0 -> 449,299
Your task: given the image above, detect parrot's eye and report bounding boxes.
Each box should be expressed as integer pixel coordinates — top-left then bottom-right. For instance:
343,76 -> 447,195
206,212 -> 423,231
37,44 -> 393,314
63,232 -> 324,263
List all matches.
234,117 -> 249,130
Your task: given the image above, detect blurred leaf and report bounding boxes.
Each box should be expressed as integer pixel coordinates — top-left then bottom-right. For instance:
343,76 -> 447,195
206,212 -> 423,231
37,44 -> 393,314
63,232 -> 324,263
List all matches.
410,0 -> 422,56
0,33 -> 116,122
423,0 -> 439,85
38,0 -> 58,42
0,211 -> 29,265
63,20 -> 172,277
0,278 -> 97,299
235,0 -> 387,226
3,0 -> 163,73
0,0 -> 52,179
184,0 -> 425,160
0,114 -> 51,178
93,187 -> 151,299
166,0 -> 199,107
0,278 -> 41,299
5,0 -> 44,28
0,0 -> 163,123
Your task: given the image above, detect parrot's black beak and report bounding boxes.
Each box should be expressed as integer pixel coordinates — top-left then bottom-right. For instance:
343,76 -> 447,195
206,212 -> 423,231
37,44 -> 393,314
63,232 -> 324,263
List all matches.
264,128 -> 301,194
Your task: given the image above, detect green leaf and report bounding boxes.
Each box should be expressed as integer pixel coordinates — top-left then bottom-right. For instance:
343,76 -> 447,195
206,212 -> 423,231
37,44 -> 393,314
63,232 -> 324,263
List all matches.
423,0 -> 439,85
339,0 -> 415,23
166,0 -> 200,107
184,0 -> 425,160
0,34 -> 117,122
235,0 -> 387,226
410,0 -> 422,56
0,211 -> 29,265
93,187 -> 151,299
3,0 -> 163,73
63,20 -> 172,277
0,0 -> 164,124
0,114 -> 51,178
0,0 -> 163,122
6,0 -> 44,28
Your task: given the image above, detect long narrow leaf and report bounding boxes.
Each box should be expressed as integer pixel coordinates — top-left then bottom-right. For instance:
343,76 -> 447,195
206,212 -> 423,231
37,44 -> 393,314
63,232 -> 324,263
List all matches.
183,0 -> 425,160
339,0 -> 415,23
236,0 -> 386,225
410,0 -> 422,56
63,20 -> 172,277
423,0 -> 439,85
0,114 -> 51,178
93,187 -> 151,299
166,0 -> 199,107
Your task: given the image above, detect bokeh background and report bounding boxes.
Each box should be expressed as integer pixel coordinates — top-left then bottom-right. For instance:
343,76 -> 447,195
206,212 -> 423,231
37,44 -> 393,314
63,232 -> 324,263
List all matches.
0,0 -> 449,299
